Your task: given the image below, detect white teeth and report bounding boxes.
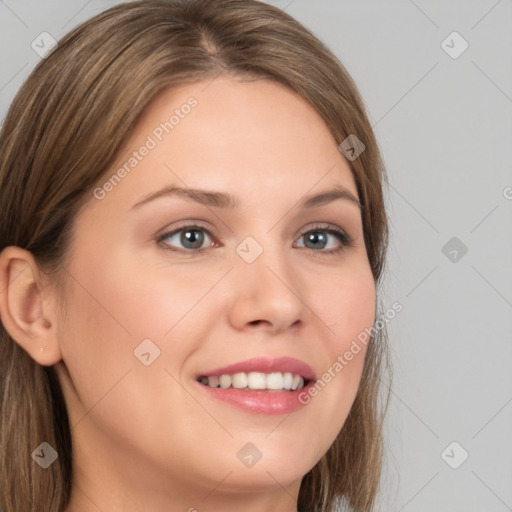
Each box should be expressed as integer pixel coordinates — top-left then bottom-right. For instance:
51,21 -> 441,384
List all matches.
232,372 -> 248,389
266,372 -> 284,390
219,375 -> 232,389
201,371 -> 307,391
208,375 -> 219,388
247,372 -> 266,389
291,374 -> 303,391
283,372 -> 293,390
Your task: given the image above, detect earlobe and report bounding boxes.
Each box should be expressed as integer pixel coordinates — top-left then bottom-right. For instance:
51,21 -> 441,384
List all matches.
0,246 -> 62,366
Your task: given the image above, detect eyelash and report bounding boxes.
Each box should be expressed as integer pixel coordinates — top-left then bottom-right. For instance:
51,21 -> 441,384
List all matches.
157,223 -> 353,255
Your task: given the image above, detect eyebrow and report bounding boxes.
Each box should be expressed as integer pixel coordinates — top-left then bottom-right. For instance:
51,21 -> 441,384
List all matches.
130,184 -> 361,210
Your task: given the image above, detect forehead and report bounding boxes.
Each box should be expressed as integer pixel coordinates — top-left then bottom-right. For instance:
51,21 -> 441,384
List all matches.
86,77 -> 357,218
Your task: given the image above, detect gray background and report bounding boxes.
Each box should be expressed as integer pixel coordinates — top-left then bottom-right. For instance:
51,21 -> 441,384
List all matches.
1,1 -> 511,511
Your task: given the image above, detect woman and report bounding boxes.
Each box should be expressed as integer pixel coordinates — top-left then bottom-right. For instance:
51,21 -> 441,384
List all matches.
0,1 -> 391,511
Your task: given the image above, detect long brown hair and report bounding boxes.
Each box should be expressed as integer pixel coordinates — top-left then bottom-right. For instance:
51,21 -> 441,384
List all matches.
0,1 -> 391,510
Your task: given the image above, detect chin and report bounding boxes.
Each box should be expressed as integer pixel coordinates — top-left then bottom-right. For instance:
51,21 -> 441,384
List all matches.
213,435 -> 321,491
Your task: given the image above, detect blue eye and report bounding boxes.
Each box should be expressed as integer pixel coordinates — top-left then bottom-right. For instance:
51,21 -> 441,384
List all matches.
159,225 -> 215,251
158,224 -> 352,254
295,226 -> 352,254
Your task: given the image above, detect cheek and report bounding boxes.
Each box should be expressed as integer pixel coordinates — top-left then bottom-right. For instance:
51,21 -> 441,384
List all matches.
297,259 -> 376,440
56,245 -> 226,405
315,260 -> 376,355
62,246 -> 207,343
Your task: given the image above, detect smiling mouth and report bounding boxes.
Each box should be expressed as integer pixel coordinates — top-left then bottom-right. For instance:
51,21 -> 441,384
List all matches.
197,371 -> 308,391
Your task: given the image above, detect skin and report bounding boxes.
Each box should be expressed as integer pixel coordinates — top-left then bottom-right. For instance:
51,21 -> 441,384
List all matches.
0,77 -> 376,512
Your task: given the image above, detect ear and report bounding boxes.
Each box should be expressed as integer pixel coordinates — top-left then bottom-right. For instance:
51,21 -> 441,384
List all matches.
0,246 -> 62,366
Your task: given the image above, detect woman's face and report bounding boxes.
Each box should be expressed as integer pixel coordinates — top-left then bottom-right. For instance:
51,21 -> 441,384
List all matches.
53,77 -> 376,506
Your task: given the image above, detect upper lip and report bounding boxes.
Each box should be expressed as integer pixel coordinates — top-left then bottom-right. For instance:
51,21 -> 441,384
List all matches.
196,357 -> 316,381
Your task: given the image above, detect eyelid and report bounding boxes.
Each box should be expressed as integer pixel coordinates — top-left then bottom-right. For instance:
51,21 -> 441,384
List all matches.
157,221 -> 353,253
157,222 -> 219,252
298,222 -> 348,237
294,223 -> 353,253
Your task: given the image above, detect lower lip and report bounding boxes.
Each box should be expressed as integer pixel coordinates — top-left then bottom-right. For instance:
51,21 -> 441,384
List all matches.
196,381 -> 312,415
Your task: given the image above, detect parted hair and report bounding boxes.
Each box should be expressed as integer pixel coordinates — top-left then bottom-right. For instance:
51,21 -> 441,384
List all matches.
0,1 -> 391,510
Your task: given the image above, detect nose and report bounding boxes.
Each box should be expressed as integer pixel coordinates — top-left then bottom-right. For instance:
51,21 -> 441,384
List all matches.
227,244 -> 307,335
